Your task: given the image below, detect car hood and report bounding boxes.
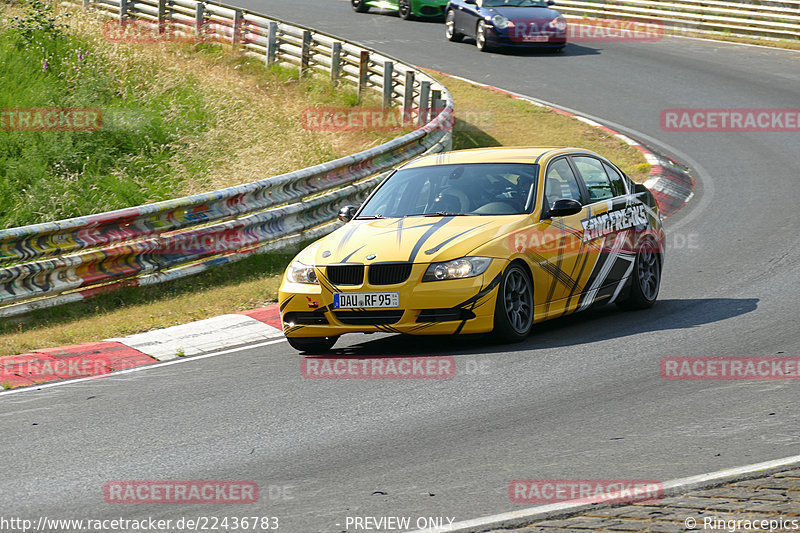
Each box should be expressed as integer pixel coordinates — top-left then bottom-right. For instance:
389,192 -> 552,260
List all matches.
485,6 -> 561,21
296,215 -> 528,265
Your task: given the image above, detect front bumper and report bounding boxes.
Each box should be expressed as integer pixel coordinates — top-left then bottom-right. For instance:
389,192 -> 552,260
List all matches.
413,1 -> 448,17
487,26 -> 567,48
279,261 -> 505,338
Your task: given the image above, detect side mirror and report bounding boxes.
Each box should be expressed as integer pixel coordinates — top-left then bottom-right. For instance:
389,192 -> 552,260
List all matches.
547,0 -> 555,5
548,198 -> 582,218
465,0 -> 477,4
338,205 -> 358,223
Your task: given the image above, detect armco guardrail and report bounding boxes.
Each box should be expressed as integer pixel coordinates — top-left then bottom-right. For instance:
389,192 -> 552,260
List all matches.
556,0 -> 800,40
0,0 -> 453,318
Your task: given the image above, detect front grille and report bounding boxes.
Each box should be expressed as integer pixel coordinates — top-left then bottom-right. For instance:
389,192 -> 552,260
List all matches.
420,6 -> 442,15
368,263 -> 413,285
334,310 -> 404,325
326,264 -> 364,285
283,312 -> 329,325
416,308 -> 476,323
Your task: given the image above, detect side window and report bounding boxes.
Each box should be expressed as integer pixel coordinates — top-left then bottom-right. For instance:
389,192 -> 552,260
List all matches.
544,158 -> 583,206
602,162 -> 628,197
572,156 -> 614,203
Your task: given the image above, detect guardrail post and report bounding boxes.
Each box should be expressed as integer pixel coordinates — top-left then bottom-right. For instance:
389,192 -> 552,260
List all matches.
83,0 -> 90,9
403,71 -> 415,125
157,0 -> 166,33
331,41 -> 342,86
382,61 -> 394,109
232,9 -> 243,45
266,21 -> 278,66
357,50 -> 369,104
431,89 -> 442,115
418,81 -> 431,126
119,0 -> 128,23
300,30 -> 312,77
195,2 -> 205,38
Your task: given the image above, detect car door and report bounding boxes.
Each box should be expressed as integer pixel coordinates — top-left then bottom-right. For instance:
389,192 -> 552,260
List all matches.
570,155 -> 641,310
532,156 -> 590,317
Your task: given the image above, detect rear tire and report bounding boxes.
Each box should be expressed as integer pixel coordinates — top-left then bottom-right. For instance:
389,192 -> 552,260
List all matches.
492,263 -> 534,343
351,0 -> 370,13
398,0 -> 414,20
616,236 -> 661,310
287,336 -> 339,353
445,10 -> 463,42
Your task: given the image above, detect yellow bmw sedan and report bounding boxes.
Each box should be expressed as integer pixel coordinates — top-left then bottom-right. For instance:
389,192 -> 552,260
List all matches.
279,147 -> 664,353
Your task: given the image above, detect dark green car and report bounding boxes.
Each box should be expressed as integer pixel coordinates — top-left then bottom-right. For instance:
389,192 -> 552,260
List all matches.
351,0 -> 449,20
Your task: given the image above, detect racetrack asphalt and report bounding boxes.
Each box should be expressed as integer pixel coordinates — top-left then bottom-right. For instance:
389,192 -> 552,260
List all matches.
0,1 -> 798,531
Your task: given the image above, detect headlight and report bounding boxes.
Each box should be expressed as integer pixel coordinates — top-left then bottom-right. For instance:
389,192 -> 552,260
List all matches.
491,14 -> 510,29
422,257 -> 492,282
547,16 -> 567,31
286,262 -> 318,284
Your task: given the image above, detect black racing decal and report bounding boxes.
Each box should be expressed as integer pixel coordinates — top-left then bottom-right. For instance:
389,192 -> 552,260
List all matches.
371,218 -> 444,241
340,245 -> 365,263
279,295 -> 295,312
544,222 -> 571,315
394,217 -> 405,246
543,219 -> 583,314
560,241 -> 596,318
452,271 -> 502,310
336,222 -> 362,254
315,268 -> 345,297
527,251 -> 580,294
424,223 -> 491,256
407,216 -> 455,263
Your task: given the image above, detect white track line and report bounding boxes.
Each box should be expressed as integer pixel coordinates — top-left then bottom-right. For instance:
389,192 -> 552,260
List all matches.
409,454 -> 800,533
0,338 -> 287,397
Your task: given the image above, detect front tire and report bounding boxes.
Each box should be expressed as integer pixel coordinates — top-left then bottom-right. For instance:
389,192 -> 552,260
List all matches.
616,237 -> 661,310
351,0 -> 370,13
476,20 -> 494,52
287,336 -> 338,353
398,0 -> 414,20
445,10 -> 463,41
493,263 -> 534,343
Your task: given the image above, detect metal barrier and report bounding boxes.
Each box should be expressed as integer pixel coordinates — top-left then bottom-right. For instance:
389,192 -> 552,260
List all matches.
0,0 -> 454,318
556,0 -> 800,40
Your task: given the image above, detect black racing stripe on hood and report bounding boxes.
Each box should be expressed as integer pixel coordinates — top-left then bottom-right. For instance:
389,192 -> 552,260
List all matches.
408,216 -> 455,263
340,245 -> 365,263
336,222 -> 362,254
424,223 -> 491,256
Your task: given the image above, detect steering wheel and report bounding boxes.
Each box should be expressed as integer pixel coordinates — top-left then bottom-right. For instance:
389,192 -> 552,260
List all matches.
433,187 -> 470,212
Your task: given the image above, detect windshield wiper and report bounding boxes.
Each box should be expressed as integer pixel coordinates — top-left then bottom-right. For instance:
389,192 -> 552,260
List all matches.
356,214 -> 385,220
402,212 -> 464,217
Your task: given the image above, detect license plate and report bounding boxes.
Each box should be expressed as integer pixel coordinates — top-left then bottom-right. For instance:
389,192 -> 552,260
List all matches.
333,292 -> 399,309
522,35 -> 550,42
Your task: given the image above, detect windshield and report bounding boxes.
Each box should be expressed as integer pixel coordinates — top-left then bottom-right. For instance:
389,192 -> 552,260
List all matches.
357,163 -> 539,218
483,0 -> 550,7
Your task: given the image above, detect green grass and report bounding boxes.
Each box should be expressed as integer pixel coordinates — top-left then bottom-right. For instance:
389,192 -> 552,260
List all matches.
0,0 -> 214,227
